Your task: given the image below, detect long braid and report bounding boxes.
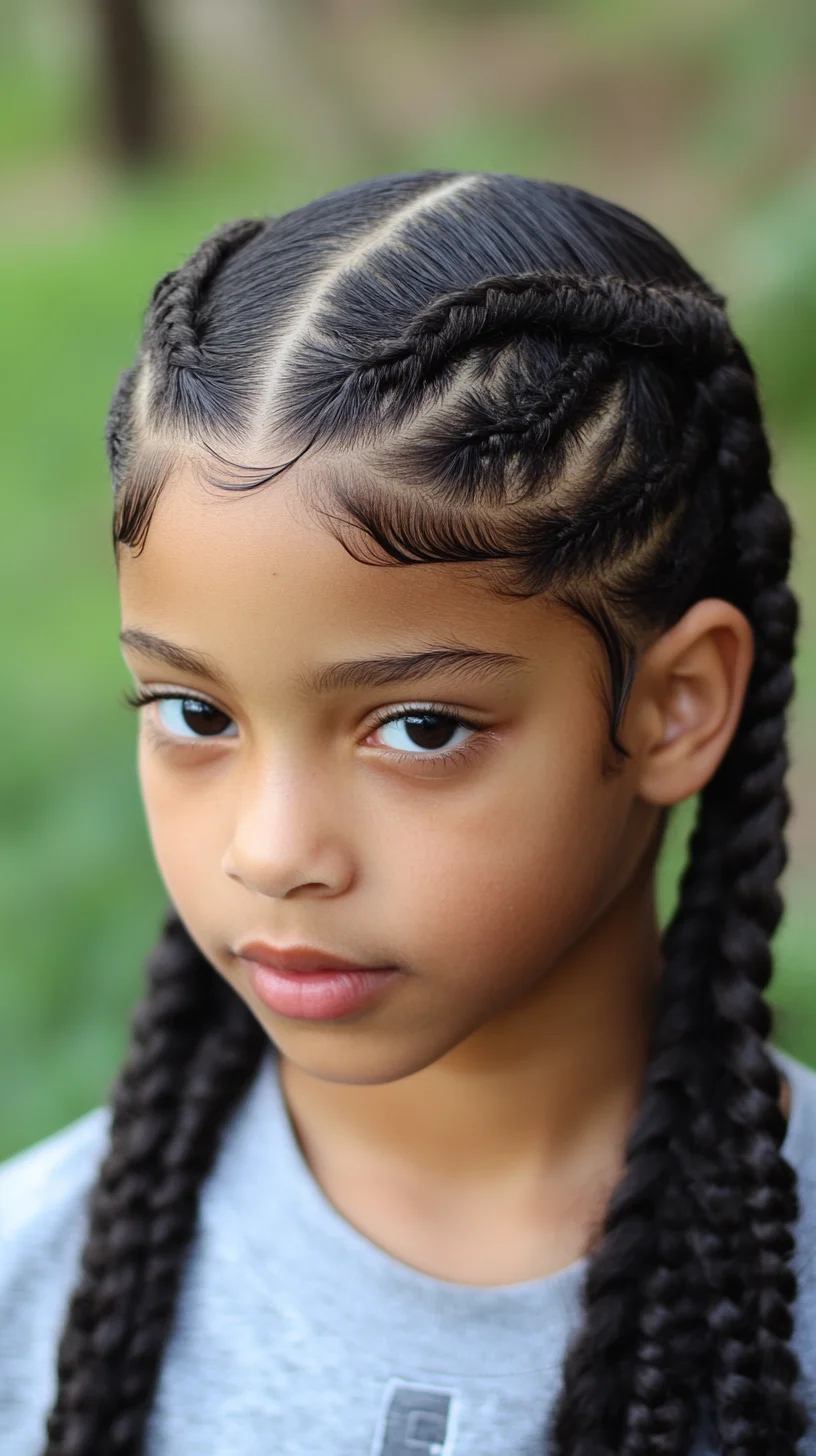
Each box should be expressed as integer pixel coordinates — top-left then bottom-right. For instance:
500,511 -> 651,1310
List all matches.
43,911 -> 265,1456
611,357 -> 801,1456
554,352 -> 803,1450
657,360 -> 803,1456
547,823 -> 721,1456
694,360 -> 803,1452
612,775 -> 739,1455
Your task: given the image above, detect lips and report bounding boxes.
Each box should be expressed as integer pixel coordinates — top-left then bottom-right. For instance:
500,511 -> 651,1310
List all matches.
235,940 -> 401,1020
235,941 -> 392,975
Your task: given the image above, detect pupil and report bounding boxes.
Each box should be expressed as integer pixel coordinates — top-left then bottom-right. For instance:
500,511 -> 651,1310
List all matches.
405,713 -> 454,750
181,700 -> 229,736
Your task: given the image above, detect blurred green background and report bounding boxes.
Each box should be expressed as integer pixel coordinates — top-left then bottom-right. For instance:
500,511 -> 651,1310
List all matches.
3,0 -> 816,1160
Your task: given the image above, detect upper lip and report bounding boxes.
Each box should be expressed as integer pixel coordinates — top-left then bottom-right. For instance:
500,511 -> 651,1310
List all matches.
236,941 -> 391,974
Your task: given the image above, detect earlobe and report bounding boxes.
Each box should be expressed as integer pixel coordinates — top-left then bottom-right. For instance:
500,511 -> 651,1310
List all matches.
632,600 -> 754,807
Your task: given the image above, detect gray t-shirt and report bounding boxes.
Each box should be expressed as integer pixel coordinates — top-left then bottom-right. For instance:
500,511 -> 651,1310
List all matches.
2,1044 -> 816,1455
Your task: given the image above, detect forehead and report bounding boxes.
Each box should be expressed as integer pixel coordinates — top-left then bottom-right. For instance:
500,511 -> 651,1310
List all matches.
115,460 -> 577,680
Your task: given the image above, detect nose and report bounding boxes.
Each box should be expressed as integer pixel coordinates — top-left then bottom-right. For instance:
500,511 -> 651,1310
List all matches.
221,753 -> 355,900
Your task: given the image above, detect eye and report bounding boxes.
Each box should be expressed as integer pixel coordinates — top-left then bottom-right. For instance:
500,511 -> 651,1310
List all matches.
124,689 -> 238,741
368,705 -> 483,760
156,697 -> 237,740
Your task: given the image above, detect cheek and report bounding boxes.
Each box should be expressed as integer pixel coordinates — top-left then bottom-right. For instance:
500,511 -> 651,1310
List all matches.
137,746 -> 226,922
386,753 -> 627,987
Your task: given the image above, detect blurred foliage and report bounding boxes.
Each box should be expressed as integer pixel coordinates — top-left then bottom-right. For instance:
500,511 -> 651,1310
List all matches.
2,0 -> 816,1159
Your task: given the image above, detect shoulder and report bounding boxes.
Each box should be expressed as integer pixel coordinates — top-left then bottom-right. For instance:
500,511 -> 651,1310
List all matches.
0,1102 -> 112,1303
769,1047 -> 816,1412
774,1045 -> 816,1189
0,1106 -> 111,1455
773,1046 -> 816,1251
0,1104 -> 111,1243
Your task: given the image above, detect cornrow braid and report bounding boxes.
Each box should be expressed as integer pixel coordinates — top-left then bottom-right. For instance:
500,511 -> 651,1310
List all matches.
43,910 -> 265,1456
142,218 -> 266,432
146,218 -> 266,373
402,343 -> 623,506
353,272 -> 732,583
355,272 -> 733,395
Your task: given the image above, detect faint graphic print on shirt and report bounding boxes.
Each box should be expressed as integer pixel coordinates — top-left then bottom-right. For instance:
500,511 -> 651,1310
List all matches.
372,1380 -> 457,1455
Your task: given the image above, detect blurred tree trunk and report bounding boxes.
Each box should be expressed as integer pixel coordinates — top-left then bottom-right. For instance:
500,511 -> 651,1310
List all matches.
92,0 -> 166,166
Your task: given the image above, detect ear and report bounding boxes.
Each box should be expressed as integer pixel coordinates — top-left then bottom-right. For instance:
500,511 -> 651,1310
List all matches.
624,599 -> 755,807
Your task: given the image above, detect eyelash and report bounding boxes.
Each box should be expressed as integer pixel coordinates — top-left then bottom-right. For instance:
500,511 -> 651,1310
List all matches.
368,701 -> 490,768
122,688 -> 492,769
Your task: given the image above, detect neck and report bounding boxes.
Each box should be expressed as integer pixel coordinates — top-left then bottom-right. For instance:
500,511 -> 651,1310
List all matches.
280,864 -> 661,1201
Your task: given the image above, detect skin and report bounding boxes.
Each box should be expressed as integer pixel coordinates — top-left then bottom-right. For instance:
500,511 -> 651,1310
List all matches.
117,456 -> 770,1285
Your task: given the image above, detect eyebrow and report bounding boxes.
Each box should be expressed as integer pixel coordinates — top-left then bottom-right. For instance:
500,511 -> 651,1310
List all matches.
120,629 -> 231,688
119,628 -> 528,696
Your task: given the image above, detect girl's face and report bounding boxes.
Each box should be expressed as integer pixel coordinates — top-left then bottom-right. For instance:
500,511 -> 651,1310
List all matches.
117,461 -> 661,1085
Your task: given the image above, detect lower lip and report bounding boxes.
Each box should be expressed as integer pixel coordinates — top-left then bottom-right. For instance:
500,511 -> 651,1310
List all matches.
244,961 -> 401,1020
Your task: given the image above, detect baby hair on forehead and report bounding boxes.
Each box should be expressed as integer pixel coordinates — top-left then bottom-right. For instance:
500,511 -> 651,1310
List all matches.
46,171 -> 804,1455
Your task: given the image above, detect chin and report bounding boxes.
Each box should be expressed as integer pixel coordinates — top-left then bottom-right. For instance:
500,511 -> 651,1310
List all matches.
254,1010 -> 456,1086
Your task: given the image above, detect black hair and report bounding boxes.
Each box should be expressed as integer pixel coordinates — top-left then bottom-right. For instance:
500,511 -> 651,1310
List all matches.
45,170 -> 805,1454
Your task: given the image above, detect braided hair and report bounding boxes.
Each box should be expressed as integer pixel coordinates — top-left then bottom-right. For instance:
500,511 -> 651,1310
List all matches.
48,171 -> 806,1454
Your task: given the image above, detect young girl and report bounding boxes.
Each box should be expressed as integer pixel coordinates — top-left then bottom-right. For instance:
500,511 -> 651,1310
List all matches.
2,170 -> 815,1456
